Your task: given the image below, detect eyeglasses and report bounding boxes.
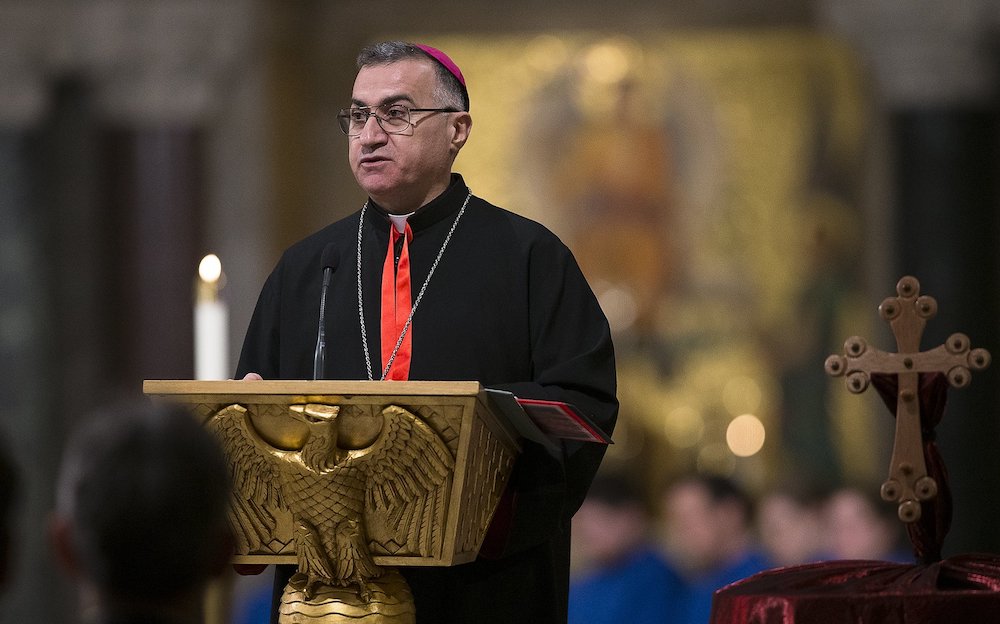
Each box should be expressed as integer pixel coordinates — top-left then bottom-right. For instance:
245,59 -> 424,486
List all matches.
337,103 -> 459,136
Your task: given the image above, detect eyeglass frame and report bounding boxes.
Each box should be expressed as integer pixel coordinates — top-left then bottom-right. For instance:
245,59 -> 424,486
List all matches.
337,103 -> 461,136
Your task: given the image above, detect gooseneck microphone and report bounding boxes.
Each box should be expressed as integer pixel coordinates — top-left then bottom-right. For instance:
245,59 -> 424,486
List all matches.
312,244 -> 339,380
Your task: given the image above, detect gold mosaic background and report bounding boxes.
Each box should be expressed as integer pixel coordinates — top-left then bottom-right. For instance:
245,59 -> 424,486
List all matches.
422,31 -> 883,490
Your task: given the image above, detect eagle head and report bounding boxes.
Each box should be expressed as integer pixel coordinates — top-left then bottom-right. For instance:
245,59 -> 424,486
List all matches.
289,404 -> 341,471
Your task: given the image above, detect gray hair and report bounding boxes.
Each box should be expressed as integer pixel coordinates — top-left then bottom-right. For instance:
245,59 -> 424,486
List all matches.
357,41 -> 469,111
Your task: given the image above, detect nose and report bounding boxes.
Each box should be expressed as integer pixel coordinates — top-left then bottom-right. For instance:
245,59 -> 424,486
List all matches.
357,112 -> 388,146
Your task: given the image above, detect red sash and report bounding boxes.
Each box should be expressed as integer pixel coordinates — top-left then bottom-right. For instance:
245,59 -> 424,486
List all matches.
380,223 -> 412,380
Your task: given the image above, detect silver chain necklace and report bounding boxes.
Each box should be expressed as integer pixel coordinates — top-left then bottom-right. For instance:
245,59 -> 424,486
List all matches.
357,190 -> 472,380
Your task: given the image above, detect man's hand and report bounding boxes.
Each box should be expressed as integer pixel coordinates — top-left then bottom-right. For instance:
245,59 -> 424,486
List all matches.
242,372 -> 263,381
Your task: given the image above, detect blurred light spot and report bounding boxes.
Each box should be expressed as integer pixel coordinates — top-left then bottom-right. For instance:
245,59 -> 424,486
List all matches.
583,40 -> 633,84
722,376 -> 762,415
726,414 -> 766,457
663,406 -> 704,448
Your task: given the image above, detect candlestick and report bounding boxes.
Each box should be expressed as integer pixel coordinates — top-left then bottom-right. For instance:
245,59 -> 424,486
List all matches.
195,254 -> 229,380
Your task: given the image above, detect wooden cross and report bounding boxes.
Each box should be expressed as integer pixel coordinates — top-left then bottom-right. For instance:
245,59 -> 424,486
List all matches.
824,276 -> 991,523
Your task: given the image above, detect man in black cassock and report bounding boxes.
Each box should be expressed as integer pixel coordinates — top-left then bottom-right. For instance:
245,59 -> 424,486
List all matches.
236,40 -> 618,624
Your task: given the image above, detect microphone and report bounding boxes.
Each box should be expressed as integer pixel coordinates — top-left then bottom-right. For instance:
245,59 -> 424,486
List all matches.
312,244 -> 339,380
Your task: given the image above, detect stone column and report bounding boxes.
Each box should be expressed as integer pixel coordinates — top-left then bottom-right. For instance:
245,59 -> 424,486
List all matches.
78,1 -> 259,384
0,5 -> 84,622
0,2 -> 260,622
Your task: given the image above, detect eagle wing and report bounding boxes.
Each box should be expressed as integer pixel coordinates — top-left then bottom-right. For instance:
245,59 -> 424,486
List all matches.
205,404 -> 284,554
358,405 -> 455,558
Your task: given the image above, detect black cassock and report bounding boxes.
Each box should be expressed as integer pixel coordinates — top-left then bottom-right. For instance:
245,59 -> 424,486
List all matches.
236,174 -> 618,624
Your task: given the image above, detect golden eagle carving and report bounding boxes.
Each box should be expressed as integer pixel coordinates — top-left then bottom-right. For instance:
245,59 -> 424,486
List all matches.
207,402 -> 455,610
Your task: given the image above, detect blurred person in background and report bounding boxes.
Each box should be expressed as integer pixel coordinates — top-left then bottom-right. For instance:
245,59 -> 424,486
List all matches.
662,474 -> 773,624
50,401 -> 233,624
569,471 -> 685,624
757,481 -> 828,567
824,484 -> 910,563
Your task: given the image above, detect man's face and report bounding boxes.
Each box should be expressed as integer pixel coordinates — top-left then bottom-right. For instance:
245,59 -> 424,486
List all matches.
664,482 -> 719,569
825,490 -> 896,560
348,58 -> 469,214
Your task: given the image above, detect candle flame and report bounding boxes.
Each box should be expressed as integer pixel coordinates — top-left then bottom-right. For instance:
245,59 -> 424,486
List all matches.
199,254 -> 222,284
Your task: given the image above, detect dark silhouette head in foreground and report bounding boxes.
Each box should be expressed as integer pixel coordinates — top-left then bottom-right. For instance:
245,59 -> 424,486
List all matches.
51,401 -> 232,623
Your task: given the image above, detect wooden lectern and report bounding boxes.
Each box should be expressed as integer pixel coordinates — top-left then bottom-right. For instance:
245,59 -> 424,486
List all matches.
144,380 -> 521,623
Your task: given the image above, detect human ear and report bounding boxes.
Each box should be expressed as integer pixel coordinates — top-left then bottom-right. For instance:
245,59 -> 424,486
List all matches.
450,112 -> 472,152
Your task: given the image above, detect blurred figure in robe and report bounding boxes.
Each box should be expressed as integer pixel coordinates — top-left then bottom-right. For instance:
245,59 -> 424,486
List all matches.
757,481 -> 828,567
570,471 -> 685,624
824,485 -> 910,563
662,474 -> 773,624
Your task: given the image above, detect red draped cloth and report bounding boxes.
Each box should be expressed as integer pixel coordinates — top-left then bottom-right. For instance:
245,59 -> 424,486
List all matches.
711,373 -> 1000,623
710,555 -> 1000,623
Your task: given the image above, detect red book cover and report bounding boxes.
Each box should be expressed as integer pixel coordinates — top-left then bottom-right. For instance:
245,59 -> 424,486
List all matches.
514,398 -> 612,444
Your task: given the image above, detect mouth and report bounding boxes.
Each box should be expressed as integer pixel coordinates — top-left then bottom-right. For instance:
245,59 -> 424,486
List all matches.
358,154 -> 390,166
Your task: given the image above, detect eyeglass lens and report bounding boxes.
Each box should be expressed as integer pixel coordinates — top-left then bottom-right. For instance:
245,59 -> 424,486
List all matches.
338,104 -> 410,135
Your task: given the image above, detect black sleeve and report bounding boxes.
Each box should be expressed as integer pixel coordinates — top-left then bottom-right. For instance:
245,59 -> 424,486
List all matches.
235,263 -> 283,380
489,234 -> 618,556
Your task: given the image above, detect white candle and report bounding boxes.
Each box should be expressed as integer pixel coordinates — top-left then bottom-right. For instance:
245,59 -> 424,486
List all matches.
195,254 -> 229,380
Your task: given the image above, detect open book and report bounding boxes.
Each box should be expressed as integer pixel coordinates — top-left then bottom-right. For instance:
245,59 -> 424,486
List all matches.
486,389 -> 612,455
